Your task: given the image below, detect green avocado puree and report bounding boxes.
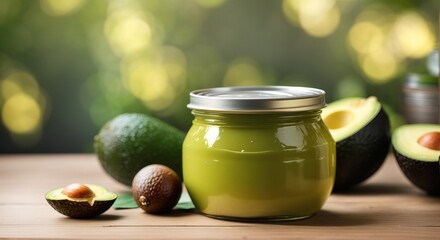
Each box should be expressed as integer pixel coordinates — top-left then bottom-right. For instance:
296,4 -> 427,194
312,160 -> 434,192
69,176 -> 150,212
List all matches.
183,111 -> 336,220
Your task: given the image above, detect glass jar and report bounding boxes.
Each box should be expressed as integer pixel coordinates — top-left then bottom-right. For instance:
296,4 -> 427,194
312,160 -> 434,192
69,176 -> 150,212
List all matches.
401,73 -> 439,124
183,86 -> 336,221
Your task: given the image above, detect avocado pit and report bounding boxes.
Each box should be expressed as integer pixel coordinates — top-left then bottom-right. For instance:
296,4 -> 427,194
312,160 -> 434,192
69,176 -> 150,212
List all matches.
417,132 -> 440,151
62,183 -> 95,199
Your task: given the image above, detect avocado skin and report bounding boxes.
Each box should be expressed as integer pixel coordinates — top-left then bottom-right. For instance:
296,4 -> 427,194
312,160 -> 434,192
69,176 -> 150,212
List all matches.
393,149 -> 440,196
46,199 -> 116,218
333,108 -> 391,191
94,113 -> 185,186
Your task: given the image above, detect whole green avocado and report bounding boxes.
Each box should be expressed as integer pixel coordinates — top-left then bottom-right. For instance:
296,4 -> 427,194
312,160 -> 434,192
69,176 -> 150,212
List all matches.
94,113 -> 185,186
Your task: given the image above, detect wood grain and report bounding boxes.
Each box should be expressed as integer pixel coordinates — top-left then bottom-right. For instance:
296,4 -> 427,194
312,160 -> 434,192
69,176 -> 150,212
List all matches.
0,154 -> 439,239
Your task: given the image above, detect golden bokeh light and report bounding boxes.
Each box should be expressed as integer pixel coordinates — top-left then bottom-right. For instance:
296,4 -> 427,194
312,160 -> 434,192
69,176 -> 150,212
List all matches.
1,71 -> 40,99
347,19 -> 400,82
40,0 -> 85,16
223,58 -> 264,86
282,0 -> 300,25
283,0 -> 340,37
361,51 -> 399,83
125,60 -> 168,101
392,12 -> 434,59
103,2 -> 188,112
162,46 -> 187,92
2,93 -> 42,134
298,0 -> 339,37
1,79 -> 21,100
348,21 -> 384,55
347,6 -> 433,83
104,10 -> 152,57
0,70 -> 47,137
121,51 -> 181,111
141,87 -> 176,112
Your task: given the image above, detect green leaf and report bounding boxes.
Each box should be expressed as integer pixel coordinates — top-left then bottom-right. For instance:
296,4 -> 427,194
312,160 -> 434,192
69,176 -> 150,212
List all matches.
175,191 -> 195,210
112,191 -> 195,210
112,192 -> 138,209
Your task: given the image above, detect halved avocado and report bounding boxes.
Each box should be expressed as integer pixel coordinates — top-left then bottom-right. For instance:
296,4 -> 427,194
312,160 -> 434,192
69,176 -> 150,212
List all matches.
46,184 -> 117,218
321,96 -> 391,191
392,124 -> 440,195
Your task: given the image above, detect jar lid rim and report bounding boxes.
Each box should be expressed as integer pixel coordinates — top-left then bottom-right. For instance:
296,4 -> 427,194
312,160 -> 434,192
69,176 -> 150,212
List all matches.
187,86 -> 326,112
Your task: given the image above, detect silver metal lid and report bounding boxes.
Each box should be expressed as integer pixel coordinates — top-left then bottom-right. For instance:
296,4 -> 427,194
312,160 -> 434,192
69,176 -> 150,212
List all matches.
187,86 -> 326,112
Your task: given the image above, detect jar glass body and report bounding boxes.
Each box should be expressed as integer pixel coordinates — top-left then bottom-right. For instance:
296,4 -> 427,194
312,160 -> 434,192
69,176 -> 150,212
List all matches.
183,110 -> 336,221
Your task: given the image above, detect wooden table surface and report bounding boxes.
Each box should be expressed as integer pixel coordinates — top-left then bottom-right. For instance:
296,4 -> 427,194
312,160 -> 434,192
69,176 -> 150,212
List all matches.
0,154 -> 439,239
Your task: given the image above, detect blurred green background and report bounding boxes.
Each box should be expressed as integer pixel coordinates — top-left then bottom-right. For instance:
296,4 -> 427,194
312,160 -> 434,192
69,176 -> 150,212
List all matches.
0,0 -> 438,153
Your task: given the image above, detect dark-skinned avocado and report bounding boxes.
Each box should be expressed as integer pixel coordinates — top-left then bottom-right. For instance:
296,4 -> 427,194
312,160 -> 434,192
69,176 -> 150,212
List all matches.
321,96 -> 391,191
392,124 -> 440,195
94,113 -> 185,186
132,164 -> 182,213
45,183 -> 117,218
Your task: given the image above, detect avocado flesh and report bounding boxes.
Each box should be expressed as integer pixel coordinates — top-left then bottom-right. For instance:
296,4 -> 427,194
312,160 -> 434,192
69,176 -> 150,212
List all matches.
392,124 -> 440,195
321,97 -> 391,191
322,97 -> 381,142
46,184 -> 117,218
392,124 -> 440,162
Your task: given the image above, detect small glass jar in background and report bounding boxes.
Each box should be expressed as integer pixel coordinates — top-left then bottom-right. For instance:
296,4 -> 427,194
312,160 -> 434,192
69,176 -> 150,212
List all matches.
183,86 -> 336,221
401,49 -> 439,124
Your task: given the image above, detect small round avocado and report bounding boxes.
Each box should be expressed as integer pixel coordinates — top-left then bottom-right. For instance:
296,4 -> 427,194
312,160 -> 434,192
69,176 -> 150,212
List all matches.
321,96 -> 391,191
45,184 -> 117,218
392,124 -> 440,195
132,164 -> 182,213
94,113 -> 185,186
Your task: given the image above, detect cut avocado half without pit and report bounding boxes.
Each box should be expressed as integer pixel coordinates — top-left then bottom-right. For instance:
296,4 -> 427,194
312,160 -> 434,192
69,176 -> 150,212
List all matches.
46,183 -> 117,218
392,124 -> 440,195
321,96 -> 391,191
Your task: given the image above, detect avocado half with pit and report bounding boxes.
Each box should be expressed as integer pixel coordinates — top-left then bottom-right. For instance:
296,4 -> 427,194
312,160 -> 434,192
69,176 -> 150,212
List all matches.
392,124 -> 440,195
321,96 -> 391,191
45,183 -> 117,218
